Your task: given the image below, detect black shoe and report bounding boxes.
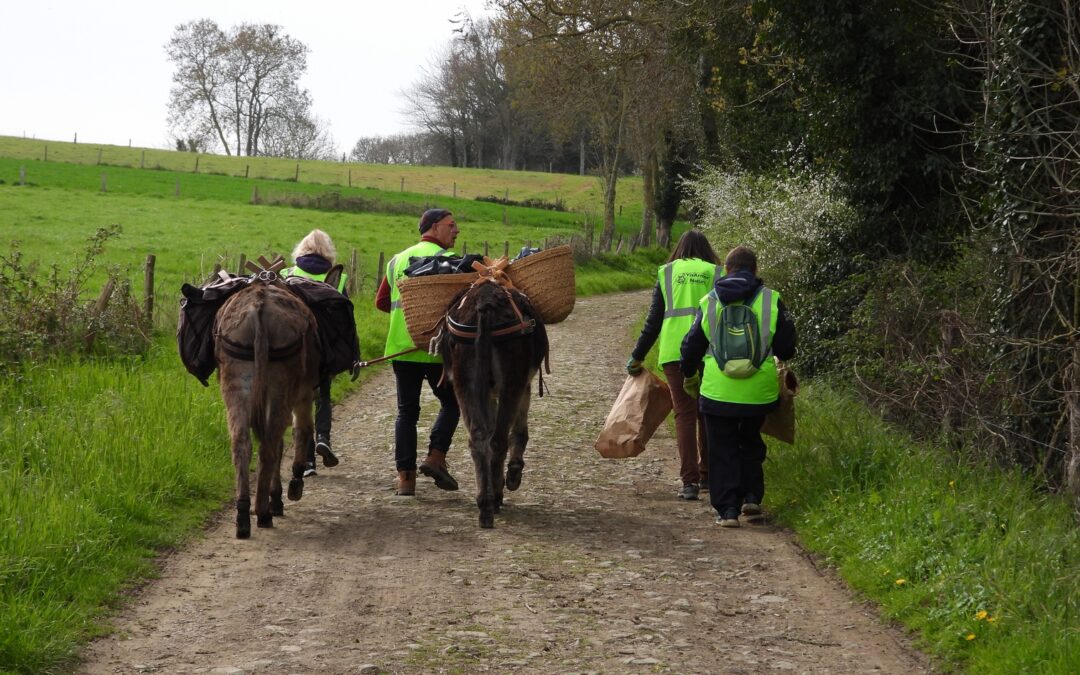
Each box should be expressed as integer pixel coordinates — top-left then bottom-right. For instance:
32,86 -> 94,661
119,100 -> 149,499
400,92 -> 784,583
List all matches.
698,475 -> 709,489
715,507 -> 741,528
315,435 -> 339,468
741,499 -> 763,521
303,460 -> 317,478
678,483 -> 700,500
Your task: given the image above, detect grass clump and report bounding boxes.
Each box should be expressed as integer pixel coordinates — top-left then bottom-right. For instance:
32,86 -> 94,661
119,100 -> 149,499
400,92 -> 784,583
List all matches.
769,384 -> 1080,673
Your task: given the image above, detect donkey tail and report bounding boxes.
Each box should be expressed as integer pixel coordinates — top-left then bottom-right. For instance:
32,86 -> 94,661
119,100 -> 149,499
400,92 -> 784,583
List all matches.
251,296 -> 270,442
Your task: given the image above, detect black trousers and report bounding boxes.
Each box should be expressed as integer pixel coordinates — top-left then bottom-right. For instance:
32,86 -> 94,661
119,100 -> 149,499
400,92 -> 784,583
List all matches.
703,414 -> 767,513
315,376 -> 332,438
392,360 -> 460,471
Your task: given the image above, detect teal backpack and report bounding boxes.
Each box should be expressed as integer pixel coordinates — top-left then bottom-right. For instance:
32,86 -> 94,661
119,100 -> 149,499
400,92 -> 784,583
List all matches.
707,287 -> 773,379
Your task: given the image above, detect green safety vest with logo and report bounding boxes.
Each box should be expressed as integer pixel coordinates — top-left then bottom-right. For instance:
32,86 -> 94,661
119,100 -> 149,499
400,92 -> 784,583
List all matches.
699,285 -> 780,404
281,266 -> 348,294
656,258 -> 724,365
384,240 -> 452,362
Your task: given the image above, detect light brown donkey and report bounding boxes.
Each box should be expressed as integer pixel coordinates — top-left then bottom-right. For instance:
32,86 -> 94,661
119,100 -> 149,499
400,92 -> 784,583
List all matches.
214,279 -> 320,538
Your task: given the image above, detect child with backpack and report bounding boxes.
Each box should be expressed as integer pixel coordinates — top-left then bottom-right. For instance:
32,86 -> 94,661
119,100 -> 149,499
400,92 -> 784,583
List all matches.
679,246 -> 796,528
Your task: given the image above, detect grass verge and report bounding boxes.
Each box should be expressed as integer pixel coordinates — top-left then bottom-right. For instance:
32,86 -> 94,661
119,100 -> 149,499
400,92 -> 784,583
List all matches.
768,384 -> 1079,673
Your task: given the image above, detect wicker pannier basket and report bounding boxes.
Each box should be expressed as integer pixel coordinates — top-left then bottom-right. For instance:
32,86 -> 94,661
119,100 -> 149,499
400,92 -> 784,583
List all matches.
397,272 -> 477,349
506,245 -> 575,324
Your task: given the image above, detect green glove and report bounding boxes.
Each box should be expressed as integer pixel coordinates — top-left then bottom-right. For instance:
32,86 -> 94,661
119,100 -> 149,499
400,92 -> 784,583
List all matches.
682,373 -> 701,398
626,357 -> 644,375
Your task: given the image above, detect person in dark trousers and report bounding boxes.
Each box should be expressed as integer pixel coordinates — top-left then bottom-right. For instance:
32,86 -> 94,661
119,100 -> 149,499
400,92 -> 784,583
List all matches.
627,230 -> 722,500
281,229 -> 348,476
375,209 -> 461,496
680,245 -> 796,527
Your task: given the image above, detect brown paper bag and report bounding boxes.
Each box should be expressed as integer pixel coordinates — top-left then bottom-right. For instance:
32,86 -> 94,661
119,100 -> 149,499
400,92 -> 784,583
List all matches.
761,361 -> 798,444
594,371 -> 673,458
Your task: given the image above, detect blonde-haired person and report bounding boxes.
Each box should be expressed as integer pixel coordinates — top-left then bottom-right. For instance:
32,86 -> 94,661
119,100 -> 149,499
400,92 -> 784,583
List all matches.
627,229 -> 722,501
282,229 -> 348,476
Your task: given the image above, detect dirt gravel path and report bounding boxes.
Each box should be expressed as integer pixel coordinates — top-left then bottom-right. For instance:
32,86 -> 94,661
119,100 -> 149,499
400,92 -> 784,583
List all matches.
80,290 -> 931,674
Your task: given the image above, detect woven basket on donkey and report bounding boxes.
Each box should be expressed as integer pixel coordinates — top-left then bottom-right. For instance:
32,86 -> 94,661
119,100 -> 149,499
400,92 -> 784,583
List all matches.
397,272 -> 478,348
506,245 -> 575,324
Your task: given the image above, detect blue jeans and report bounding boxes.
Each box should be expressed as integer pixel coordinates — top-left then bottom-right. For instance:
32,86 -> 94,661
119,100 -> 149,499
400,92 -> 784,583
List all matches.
392,360 -> 460,471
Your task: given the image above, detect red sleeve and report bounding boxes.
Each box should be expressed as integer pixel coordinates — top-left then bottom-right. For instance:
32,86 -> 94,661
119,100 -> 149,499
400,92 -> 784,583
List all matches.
375,275 -> 391,313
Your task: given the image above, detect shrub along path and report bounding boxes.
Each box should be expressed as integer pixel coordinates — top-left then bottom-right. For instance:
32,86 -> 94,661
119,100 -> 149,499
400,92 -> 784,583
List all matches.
79,290 -> 929,674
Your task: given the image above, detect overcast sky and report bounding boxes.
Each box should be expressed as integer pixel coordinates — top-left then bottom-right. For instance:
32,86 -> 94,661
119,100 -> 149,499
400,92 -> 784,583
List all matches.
0,0 -> 490,153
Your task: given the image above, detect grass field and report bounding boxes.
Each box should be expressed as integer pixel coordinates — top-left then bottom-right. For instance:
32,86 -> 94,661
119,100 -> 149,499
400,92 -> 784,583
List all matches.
0,149 -> 670,673
0,135 -> 646,220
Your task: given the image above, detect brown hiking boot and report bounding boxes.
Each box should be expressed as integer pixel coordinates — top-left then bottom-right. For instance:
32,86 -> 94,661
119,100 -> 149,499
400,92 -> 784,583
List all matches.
419,449 -> 459,491
395,470 -> 416,496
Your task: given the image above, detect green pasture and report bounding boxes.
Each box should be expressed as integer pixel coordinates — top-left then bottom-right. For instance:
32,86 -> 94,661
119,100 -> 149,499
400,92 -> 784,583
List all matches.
0,156 -> 669,673
0,135 -> 646,221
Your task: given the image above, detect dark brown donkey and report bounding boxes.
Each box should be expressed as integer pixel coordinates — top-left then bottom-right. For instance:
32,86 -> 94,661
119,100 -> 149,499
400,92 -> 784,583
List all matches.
441,280 -> 549,528
214,278 -> 321,538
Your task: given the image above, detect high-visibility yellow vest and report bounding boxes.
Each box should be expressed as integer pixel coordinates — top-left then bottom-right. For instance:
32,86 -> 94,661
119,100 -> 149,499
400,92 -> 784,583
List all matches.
699,286 -> 780,404
383,240 -> 452,362
656,258 -> 723,364
281,266 -> 347,294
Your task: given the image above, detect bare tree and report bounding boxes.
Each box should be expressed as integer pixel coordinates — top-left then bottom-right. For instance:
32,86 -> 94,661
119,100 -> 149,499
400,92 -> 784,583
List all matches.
166,20 -> 315,158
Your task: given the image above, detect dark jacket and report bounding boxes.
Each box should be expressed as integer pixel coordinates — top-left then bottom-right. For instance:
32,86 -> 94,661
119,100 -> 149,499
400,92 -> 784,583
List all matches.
630,282 -> 665,362
680,271 -> 796,417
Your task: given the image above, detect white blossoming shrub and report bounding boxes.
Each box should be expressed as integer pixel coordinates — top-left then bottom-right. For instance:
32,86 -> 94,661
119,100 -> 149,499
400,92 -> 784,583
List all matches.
681,166 -> 856,293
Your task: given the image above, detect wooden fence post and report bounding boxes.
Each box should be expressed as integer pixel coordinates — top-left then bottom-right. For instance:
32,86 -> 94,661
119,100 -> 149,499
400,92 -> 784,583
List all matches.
453,181 -> 457,199
294,163 -> 300,181
194,156 -> 199,173
504,241 -> 509,258
96,149 -> 102,165
140,150 -> 145,169
44,145 -> 48,161
143,255 -> 156,328
348,248 -> 358,295
400,177 -> 405,192
100,173 -> 107,193
376,252 -> 385,287
502,207 -> 508,225
237,253 -> 247,275
251,185 -> 260,204
348,169 -> 352,188
19,166 -> 25,185
84,277 -> 116,349
483,241 -> 489,257
245,165 -> 250,179
174,180 -> 180,197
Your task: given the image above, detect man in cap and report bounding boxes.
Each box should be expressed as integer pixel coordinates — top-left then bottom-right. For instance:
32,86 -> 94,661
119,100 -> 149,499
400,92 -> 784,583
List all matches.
375,209 -> 461,496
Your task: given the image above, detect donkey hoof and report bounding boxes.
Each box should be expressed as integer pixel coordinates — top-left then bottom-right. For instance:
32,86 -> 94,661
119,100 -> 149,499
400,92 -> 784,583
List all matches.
288,478 -> 304,501
257,514 -> 274,528
270,498 -> 284,517
236,516 -> 251,539
479,512 -> 495,529
505,464 -> 523,491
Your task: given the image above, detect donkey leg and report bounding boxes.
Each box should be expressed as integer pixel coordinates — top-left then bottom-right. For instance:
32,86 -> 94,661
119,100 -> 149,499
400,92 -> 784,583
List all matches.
256,407 -> 289,528
227,403 -> 254,539
288,398 -> 315,502
505,383 -> 534,492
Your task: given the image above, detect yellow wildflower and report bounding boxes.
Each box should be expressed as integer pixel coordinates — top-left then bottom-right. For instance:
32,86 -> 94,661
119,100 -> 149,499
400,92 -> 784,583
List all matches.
975,610 -> 988,620
895,578 -> 906,586
965,633 -> 976,641
948,480 -> 955,488
986,616 -> 997,624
